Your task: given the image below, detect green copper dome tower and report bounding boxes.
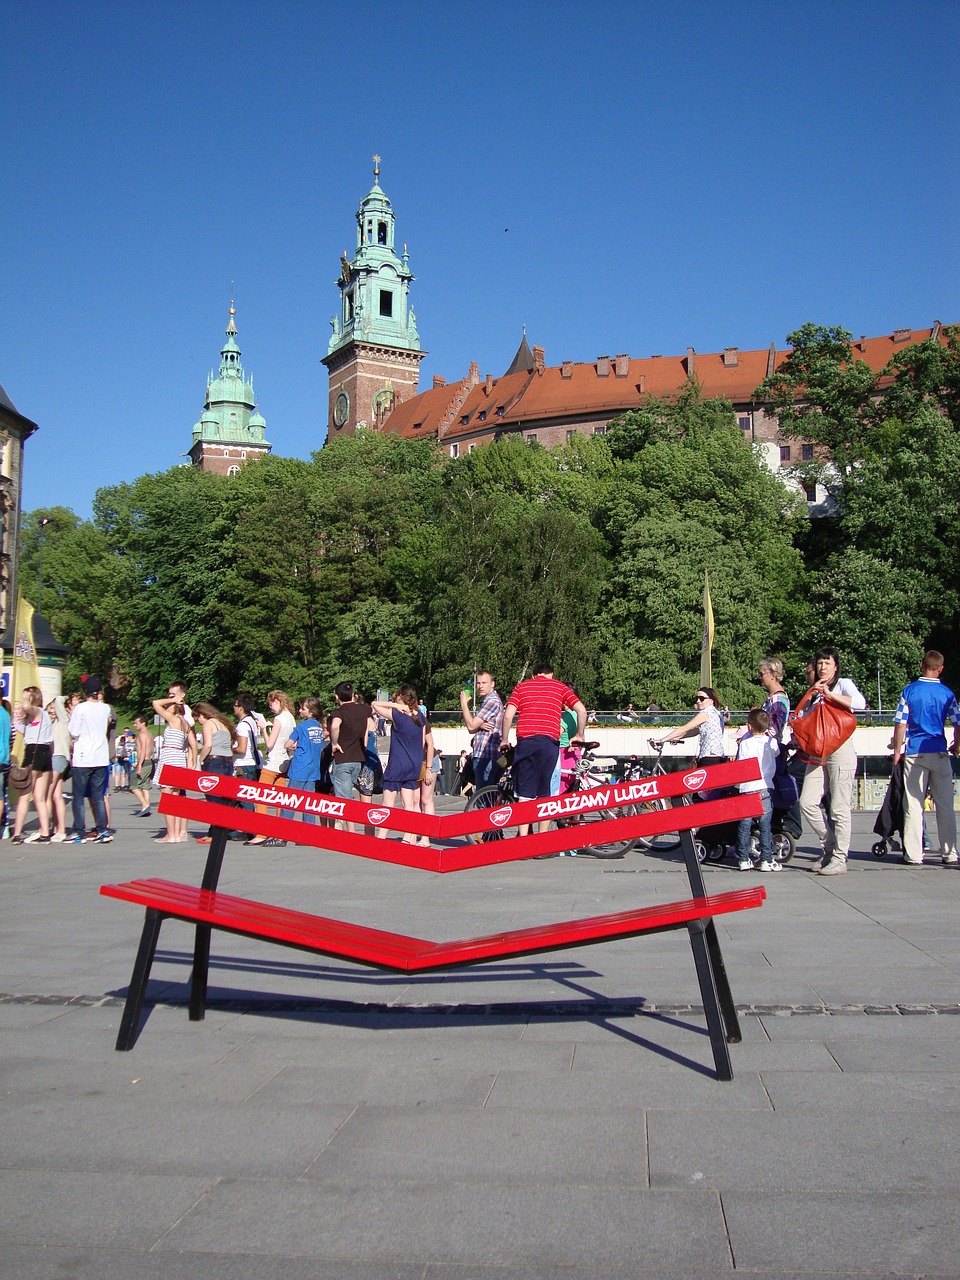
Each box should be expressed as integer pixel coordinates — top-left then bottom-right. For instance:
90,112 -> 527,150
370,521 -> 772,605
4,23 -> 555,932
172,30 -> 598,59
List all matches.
322,158 -> 425,436
189,300 -> 271,474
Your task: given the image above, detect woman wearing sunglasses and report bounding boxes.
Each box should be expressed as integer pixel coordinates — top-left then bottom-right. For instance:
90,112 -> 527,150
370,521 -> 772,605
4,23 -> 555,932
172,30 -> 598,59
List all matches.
650,688 -> 728,767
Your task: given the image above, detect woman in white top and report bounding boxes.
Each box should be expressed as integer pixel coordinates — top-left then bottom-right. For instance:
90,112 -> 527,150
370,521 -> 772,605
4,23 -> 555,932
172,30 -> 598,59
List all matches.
246,690 -> 296,847
798,647 -> 867,875
11,686 -> 54,843
650,687 -> 728,767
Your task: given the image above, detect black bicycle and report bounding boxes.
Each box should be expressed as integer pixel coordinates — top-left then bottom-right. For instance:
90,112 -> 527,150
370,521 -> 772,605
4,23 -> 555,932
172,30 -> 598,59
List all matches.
464,742 -> 638,857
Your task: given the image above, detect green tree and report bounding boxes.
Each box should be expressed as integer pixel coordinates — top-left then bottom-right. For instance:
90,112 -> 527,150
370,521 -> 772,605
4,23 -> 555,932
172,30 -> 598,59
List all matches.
754,323 -> 878,463
597,391 -> 806,707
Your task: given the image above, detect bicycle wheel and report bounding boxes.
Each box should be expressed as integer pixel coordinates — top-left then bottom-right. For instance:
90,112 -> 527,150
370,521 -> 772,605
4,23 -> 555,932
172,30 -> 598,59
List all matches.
574,806 -> 638,859
633,798 -> 683,852
465,784 -> 519,843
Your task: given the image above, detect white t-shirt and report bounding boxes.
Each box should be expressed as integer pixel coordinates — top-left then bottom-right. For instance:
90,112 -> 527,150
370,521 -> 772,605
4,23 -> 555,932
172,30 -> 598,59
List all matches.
20,708 -> 54,746
234,715 -> 261,769
265,710 -> 296,771
737,731 -> 779,793
69,700 -> 112,767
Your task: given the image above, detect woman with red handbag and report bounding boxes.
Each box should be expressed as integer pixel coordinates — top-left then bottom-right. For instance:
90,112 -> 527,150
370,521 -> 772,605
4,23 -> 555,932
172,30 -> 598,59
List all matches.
795,647 -> 866,875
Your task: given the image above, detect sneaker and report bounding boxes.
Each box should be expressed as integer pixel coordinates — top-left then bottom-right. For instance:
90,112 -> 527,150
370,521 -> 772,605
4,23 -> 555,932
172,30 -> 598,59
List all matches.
758,860 -> 783,872
941,852 -> 958,865
11,835 -> 25,844
898,855 -> 924,866
24,831 -> 50,843
738,860 -> 755,871
818,857 -> 847,875
95,831 -> 114,844
69,834 -> 87,845
49,832 -> 68,843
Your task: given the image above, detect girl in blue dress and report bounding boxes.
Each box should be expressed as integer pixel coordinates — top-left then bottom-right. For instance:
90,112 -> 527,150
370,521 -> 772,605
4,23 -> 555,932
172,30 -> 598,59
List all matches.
370,685 -> 434,842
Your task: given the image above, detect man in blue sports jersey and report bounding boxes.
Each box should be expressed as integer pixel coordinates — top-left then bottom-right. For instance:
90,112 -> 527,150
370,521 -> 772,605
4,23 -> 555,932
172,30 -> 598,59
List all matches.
892,650 -> 960,866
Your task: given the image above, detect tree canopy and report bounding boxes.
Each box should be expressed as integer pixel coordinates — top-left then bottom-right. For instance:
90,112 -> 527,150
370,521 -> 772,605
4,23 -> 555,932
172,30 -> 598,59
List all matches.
19,326 -> 960,711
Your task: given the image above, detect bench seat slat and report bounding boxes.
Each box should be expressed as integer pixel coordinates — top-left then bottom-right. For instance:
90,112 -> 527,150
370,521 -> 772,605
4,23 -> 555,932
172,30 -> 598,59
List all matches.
100,879 -> 765,973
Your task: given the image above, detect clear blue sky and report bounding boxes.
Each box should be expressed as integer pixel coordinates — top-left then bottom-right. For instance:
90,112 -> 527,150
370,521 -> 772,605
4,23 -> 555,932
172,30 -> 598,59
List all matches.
3,0 -> 957,518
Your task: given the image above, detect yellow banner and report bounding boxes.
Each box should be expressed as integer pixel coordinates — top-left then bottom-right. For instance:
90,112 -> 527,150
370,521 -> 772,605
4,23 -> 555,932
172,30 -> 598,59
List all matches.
700,571 -> 715,689
11,594 -> 42,707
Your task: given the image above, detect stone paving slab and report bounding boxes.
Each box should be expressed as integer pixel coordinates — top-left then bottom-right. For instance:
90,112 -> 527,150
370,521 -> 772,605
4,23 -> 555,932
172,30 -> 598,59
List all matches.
0,1246 -> 424,1280
722,1190 -> 960,1274
2,1092 -> 357,1176
648,1110 -> 960,1191
0,1169 -> 214,1248
159,1180 -> 733,1269
760,1070 -> 960,1110
2,804 -> 960,1275
303,1104 -> 649,1187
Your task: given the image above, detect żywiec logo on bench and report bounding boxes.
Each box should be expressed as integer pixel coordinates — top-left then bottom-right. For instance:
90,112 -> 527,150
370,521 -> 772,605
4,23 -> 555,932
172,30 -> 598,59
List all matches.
366,808 -> 391,826
682,769 -> 708,791
490,807 -> 513,827
198,776 -> 221,793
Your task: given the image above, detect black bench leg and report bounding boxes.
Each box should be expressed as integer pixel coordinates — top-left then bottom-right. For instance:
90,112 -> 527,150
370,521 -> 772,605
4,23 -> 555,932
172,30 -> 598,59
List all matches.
115,908 -> 164,1051
687,919 -> 734,1082
189,926 -> 211,1022
190,827 -> 228,1022
705,918 -> 742,1043
200,827 -> 228,892
677,819 -> 707,899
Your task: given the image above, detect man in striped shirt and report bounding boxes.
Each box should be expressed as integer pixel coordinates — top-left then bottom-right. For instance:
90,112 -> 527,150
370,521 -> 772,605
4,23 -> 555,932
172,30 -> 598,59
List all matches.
459,671 -> 504,789
502,665 -> 587,833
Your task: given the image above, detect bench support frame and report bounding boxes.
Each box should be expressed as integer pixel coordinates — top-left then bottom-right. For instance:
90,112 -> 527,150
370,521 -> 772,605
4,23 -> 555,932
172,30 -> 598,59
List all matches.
106,770 -> 764,1080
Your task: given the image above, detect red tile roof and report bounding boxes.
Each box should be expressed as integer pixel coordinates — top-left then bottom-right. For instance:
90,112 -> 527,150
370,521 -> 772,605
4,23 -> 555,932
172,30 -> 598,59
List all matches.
382,326 -> 948,442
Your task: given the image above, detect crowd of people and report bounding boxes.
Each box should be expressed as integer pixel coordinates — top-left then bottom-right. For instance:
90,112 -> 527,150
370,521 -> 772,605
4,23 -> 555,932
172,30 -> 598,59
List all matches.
2,647 -> 957,866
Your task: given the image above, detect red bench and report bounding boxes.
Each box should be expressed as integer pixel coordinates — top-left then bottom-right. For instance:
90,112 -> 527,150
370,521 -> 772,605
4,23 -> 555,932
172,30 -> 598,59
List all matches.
101,761 -> 766,1079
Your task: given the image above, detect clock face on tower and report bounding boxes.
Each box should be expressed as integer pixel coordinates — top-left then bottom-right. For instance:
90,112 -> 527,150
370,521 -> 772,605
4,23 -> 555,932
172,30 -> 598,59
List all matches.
333,391 -> 350,428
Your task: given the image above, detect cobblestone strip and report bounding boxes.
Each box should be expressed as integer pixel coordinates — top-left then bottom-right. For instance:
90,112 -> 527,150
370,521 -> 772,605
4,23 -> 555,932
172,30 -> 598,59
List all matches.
3,991 -> 960,1017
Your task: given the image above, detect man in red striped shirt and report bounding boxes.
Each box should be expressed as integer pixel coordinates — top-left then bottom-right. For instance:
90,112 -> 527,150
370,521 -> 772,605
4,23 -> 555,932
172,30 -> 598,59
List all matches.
502,665 -> 587,834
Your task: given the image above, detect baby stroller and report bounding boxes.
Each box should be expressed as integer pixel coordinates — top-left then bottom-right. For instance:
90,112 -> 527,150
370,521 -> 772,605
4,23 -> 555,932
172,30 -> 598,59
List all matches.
871,757 -> 904,858
695,749 -> 799,865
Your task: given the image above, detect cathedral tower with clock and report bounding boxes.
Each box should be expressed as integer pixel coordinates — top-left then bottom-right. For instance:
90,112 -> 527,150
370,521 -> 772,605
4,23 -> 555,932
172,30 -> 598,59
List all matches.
322,158 -> 425,436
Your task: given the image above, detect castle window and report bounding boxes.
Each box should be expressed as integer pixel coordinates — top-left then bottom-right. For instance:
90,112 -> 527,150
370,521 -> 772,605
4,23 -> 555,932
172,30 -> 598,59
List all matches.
737,414 -> 751,432
803,481 -> 817,501
477,410 -> 487,421
346,291 -> 354,321
801,444 -> 814,461
495,406 -> 505,417
566,430 -> 575,443
449,443 -> 459,459
468,444 -> 476,453
526,434 -> 538,446
461,414 -> 470,425
593,425 -> 606,436
379,290 -> 393,318
377,221 -> 387,245
779,445 -> 791,463
366,219 -> 373,243
227,465 -> 240,476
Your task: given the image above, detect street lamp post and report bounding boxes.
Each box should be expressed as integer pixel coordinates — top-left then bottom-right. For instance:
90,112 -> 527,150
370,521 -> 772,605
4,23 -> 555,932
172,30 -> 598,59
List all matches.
877,658 -> 882,713
36,516 -> 50,617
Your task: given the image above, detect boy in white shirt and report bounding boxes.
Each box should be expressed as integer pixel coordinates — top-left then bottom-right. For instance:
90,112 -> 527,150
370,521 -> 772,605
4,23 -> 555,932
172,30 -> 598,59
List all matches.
736,707 -> 780,872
